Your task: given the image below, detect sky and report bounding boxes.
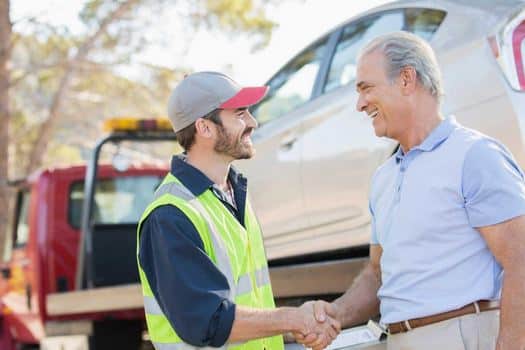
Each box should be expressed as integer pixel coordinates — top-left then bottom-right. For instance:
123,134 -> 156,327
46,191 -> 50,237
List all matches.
11,0 -> 393,85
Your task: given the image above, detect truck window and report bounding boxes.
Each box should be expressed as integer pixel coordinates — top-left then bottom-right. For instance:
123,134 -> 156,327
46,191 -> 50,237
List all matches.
323,8 -> 446,93
13,190 -> 31,248
68,175 -> 162,228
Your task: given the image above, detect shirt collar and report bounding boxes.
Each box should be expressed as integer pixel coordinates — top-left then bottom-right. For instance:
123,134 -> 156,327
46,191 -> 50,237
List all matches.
170,154 -> 246,197
395,116 -> 458,163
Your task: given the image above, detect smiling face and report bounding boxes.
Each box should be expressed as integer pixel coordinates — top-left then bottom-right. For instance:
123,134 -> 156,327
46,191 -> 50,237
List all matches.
213,108 -> 258,160
355,50 -> 409,140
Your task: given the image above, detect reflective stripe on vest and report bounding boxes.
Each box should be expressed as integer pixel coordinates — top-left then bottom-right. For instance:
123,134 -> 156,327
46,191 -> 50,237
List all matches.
151,181 -> 251,349
236,267 -> 272,296
255,267 -> 271,288
154,181 -> 237,298
140,177 -> 281,350
144,295 -> 163,315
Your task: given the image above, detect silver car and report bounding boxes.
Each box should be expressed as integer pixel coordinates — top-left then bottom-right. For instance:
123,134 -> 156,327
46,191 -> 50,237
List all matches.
237,0 -> 525,261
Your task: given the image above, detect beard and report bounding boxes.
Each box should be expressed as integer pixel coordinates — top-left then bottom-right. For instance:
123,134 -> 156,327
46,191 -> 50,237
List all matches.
214,124 -> 255,160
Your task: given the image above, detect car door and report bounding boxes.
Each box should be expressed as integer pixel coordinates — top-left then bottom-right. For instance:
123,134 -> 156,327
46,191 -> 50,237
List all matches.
300,8 -> 447,254
236,36 -> 330,260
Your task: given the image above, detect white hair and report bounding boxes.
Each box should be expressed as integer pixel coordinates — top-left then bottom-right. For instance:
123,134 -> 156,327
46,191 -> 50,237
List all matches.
359,31 -> 444,102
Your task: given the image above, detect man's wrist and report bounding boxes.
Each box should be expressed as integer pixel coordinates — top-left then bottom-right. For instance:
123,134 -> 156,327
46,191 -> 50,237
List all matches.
277,307 -> 304,334
331,299 -> 346,327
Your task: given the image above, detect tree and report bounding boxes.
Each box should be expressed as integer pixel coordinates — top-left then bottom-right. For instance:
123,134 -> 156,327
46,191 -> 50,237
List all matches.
0,0 -> 278,257
0,0 -> 11,258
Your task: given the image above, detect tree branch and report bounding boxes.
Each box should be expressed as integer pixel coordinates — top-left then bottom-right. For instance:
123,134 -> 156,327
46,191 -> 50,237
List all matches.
25,0 -> 141,174
9,61 -> 69,87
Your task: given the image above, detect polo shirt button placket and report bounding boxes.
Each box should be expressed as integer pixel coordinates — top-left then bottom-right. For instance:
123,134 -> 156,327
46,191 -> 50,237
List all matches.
395,162 -> 406,203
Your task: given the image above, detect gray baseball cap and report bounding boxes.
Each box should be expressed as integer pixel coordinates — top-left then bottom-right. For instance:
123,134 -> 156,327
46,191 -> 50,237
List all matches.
167,71 -> 269,132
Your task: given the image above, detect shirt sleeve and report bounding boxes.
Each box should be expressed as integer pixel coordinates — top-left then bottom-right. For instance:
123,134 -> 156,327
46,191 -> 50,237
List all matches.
368,168 -> 380,245
462,138 -> 525,228
369,200 -> 379,244
138,205 -> 235,347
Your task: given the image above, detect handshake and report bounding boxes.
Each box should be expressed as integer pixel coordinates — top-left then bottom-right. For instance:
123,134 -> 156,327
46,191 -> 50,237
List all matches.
291,300 -> 342,350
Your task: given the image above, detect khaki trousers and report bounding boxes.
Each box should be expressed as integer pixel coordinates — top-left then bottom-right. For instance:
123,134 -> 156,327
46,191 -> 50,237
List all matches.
387,310 -> 499,350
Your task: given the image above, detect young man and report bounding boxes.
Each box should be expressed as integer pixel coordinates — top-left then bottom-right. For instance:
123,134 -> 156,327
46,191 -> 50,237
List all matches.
301,32 -> 525,350
137,71 -> 340,350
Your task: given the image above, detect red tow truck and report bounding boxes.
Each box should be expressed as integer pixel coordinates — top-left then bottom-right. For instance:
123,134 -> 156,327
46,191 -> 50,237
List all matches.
0,118 -> 174,349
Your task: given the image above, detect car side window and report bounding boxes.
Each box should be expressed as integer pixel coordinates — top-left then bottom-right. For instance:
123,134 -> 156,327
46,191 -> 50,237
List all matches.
251,38 -> 328,125
323,8 -> 446,93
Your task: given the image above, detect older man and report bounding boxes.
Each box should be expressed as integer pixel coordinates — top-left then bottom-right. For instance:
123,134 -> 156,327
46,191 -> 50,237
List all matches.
302,32 -> 525,350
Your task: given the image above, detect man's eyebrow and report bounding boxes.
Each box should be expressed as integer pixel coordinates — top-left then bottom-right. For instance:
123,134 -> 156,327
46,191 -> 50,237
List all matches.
236,107 -> 248,112
356,81 -> 367,91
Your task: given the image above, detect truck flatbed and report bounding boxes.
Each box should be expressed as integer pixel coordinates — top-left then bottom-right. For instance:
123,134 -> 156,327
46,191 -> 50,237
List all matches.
47,258 -> 368,316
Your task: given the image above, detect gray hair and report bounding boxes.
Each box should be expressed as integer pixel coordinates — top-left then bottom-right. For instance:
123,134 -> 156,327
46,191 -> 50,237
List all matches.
359,31 -> 444,102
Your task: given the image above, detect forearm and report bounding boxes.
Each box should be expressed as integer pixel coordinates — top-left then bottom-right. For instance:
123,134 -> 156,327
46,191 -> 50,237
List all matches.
332,263 -> 381,328
228,306 -> 301,343
497,267 -> 525,349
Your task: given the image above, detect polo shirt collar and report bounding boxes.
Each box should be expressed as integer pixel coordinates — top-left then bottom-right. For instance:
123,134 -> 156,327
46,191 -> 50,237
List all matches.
395,116 -> 457,163
170,154 -> 247,197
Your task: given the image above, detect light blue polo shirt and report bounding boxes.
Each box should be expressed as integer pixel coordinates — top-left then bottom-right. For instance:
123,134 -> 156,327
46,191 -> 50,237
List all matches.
370,116 -> 525,324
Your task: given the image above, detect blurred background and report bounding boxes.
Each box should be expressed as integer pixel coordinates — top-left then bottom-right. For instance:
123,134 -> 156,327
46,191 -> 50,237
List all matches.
5,0 -> 391,173
0,0 -> 392,253
1,1 -> 525,349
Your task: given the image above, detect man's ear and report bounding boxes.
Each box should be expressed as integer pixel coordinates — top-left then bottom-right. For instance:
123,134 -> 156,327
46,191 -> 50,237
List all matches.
194,118 -> 213,138
399,66 -> 417,95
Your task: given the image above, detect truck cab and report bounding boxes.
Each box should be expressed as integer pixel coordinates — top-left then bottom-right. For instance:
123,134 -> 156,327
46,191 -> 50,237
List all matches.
0,118 -> 172,349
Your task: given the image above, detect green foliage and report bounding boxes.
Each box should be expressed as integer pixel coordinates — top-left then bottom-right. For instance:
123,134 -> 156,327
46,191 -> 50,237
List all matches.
8,0 -> 280,176
43,143 -> 83,169
9,110 -> 40,176
200,0 -> 277,51
79,0 -> 112,29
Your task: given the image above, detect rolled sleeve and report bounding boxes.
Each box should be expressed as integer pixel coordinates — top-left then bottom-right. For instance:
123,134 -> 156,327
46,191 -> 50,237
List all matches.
138,205 -> 235,346
462,139 -> 525,228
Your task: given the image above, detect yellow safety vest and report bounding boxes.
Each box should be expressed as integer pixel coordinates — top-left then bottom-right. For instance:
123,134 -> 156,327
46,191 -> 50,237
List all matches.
137,173 -> 284,350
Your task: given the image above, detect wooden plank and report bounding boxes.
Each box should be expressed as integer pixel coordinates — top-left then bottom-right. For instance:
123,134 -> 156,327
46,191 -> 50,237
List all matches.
270,258 -> 368,298
46,284 -> 143,316
47,258 -> 369,316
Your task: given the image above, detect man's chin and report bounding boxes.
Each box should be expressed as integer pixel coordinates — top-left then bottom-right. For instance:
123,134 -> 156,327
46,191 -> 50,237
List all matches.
236,148 -> 256,160
373,130 -> 384,137
237,151 -> 255,160
372,126 -> 386,138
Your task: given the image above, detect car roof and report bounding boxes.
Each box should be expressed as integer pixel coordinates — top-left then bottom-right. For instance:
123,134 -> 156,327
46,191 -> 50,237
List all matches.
261,0 -> 525,87
348,0 -> 524,30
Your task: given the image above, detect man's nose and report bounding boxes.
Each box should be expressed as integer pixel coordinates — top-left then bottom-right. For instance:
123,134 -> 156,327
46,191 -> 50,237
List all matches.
246,110 -> 258,129
356,93 -> 367,112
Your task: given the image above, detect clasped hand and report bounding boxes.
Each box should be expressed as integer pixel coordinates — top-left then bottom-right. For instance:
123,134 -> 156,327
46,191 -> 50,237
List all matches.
293,300 -> 341,350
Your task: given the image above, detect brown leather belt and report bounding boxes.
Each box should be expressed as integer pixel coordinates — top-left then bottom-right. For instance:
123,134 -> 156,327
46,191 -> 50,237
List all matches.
387,300 -> 500,335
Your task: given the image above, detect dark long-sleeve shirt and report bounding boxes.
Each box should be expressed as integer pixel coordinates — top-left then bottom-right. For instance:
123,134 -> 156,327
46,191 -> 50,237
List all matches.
138,155 -> 248,346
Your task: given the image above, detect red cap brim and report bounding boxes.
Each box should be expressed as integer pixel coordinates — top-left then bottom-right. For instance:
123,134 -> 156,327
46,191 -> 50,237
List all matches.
220,86 -> 269,109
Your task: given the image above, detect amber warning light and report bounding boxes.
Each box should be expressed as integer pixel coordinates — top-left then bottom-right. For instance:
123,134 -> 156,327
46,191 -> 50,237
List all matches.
103,117 -> 173,133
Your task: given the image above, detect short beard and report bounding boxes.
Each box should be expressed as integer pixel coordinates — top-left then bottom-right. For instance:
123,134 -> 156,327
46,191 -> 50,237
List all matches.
214,124 -> 255,160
